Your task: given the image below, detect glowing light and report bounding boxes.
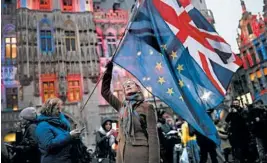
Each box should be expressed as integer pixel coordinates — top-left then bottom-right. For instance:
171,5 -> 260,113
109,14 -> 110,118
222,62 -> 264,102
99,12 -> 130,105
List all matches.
201,91 -> 211,101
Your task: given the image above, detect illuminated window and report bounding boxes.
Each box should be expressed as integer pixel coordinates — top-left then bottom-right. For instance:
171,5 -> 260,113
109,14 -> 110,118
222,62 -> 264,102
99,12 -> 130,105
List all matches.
40,0 -> 50,10
65,31 -> 76,51
42,81 -> 56,102
6,88 -> 18,111
62,0 -> 72,11
106,33 -> 117,57
40,30 -> 52,52
5,37 -> 16,59
68,80 -> 81,102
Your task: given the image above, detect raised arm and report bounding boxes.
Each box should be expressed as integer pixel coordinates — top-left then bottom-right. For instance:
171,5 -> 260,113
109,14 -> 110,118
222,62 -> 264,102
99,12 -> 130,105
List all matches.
101,62 -> 122,111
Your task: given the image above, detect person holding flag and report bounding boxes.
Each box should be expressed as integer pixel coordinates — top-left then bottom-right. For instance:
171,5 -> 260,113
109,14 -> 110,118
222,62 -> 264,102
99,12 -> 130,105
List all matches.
109,0 -> 242,146
100,0 -> 242,162
101,62 -> 160,163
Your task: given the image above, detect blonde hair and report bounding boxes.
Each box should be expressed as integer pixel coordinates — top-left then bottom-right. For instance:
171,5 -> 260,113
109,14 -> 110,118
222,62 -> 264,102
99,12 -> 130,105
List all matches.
122,79 -> 141,90
40,98 -> 63,116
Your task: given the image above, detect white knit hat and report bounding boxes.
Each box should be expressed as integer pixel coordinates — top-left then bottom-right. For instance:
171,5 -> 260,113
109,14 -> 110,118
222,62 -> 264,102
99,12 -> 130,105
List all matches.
19,107 -> 37,121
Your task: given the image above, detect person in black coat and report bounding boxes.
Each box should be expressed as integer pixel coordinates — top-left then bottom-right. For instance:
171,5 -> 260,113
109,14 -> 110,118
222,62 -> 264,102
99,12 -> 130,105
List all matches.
95,118 -> 116,161
249,100 -> 267,163
225,100 -> 251,163
14,107 -> 40,163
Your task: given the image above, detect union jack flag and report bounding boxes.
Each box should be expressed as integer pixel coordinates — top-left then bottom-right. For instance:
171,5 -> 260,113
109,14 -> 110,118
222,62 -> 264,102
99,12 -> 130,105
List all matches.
153,0 -> 242,95
113,0 -> 242,143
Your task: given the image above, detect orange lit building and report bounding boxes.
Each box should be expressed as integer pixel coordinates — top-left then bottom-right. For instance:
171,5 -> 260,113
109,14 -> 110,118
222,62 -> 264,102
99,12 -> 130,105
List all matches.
1,0 -> 216,147
231,0 -> 267,105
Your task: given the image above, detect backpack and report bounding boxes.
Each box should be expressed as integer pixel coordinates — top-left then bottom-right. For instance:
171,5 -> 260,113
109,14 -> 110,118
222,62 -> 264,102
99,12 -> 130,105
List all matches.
71,138 -> 92,163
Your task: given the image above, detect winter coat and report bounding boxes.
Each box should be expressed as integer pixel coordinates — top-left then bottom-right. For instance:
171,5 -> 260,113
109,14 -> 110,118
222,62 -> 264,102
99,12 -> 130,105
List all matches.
95,118 -> 115,159
225,109 -> 250,148
181,122 -> 197,146
35,113 -> 72,163
101,68 -> 160,163
15,123 -> 40,163
248,107 -> 267,139
181,122 -> 200,163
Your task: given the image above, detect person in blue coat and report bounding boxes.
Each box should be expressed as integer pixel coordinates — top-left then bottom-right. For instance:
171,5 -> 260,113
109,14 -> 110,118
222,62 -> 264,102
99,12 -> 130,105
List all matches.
35,98 -> 81,163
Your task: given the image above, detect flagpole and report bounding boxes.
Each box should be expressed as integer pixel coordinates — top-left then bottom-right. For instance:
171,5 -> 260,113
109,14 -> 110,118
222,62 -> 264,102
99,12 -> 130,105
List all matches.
80,1 -> 142,112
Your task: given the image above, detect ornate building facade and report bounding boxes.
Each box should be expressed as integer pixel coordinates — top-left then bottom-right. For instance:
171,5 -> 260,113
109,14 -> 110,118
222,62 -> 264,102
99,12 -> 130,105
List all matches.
2,0 -> 101,146
1,0 -> 215,146
231,0 -> 267,106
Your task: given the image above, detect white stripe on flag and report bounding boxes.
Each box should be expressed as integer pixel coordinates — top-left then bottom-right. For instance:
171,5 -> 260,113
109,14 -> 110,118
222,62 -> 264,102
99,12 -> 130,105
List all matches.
161,0 -> 184,16
184,37 -> 240,72
166,22 -> 179,35
207,38 -> 232,54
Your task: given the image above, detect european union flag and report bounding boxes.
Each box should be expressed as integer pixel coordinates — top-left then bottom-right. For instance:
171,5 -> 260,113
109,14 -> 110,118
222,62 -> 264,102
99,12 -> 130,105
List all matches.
113,0 -> 223,144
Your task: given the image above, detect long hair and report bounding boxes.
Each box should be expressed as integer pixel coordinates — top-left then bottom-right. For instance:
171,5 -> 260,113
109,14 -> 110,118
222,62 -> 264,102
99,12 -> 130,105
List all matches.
40,98 -> 62,117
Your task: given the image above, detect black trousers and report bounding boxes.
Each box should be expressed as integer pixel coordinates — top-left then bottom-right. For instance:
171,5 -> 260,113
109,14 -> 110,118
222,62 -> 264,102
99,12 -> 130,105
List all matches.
199,146 -> 218,163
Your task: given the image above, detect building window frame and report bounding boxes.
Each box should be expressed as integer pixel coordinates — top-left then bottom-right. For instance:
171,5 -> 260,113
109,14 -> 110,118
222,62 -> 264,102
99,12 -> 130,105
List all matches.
106,33 -> 117,57
40,30 -> 53,53
65,30 -> 76,52
6,87 -> 18,111
97,36 -> 105,57
247,23 -> 253,35
67,74 -> 82,102
40,74 -> 57,103
39,0 -> 50,10
62,0 -> 73,11
5,37 -> 16,59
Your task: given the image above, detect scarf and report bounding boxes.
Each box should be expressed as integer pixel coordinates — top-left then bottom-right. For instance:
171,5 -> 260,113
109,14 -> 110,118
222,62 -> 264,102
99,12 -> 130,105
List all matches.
120,92 -> 144,139
38,114 -> 70,131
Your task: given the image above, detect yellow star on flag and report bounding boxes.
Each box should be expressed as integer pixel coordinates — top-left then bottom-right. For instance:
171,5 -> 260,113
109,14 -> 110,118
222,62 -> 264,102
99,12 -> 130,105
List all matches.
179,96 -> 184,101
167,88 -> 174,96
161,44 -> 167,50
179,80 -> 184,87
170,51 -> 177,60
177,64 -> 184,73
158,77 -> 166,85
155,62 -> 163,71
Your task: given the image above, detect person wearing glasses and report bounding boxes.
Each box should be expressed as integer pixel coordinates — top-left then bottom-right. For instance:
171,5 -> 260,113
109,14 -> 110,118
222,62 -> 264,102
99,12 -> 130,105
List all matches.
101,62 -> 160,163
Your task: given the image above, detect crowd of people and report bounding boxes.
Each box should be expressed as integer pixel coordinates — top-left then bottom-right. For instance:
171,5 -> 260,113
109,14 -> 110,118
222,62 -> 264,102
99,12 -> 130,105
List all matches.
1,61 -> 267,163
154,98 -> 267,163
2,98 -> 91,163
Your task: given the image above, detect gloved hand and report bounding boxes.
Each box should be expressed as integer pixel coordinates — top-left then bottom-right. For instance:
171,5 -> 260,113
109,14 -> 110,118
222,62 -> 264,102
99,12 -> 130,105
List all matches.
105,61 -> 113,71
70,129 -> 81,138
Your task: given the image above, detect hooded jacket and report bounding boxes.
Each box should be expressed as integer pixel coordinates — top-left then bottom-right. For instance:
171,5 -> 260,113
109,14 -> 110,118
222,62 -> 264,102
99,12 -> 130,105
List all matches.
95,118 -> 115,159
35,113 -> 72,163
15,107 -> 40,163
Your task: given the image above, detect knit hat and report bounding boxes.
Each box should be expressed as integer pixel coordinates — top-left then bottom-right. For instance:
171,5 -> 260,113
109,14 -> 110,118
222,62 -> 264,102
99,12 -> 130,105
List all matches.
19,107 -> 37,121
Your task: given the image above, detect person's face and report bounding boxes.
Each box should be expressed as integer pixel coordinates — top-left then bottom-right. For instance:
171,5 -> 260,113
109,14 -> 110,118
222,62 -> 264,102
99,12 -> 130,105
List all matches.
123,80 -> 140,95
232,100 -> 240,108
104,121 -> 112,131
